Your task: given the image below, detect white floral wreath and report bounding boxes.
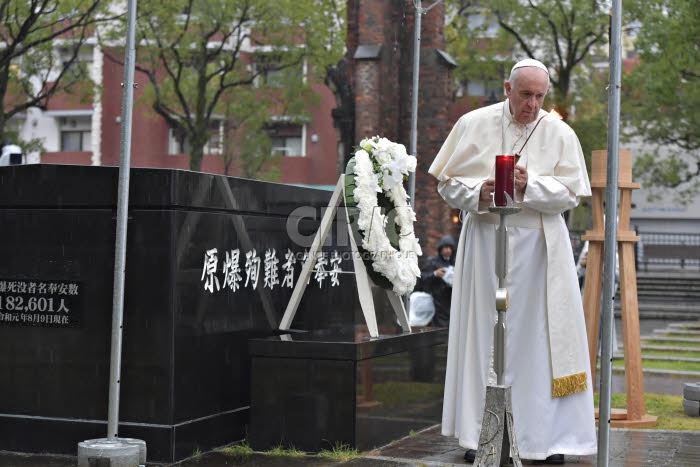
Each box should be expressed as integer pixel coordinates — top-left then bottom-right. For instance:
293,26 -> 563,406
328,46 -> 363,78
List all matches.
347,136 -> 422,296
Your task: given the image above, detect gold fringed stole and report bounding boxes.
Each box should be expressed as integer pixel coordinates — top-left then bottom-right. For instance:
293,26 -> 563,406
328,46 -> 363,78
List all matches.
552,372 -> 587,398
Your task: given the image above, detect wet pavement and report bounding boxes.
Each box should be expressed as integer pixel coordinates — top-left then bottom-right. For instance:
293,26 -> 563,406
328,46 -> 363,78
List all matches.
3,368 -> 700,467
3,425 -> 700,466
374,424 -> 700,466
3,317 -> 700,466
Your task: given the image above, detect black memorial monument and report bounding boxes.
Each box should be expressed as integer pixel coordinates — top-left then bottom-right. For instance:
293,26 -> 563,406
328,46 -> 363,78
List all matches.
0,164 -> 446,463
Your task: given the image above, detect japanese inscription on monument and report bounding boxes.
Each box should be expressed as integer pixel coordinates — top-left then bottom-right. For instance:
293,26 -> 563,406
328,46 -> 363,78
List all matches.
0,279 -> 83,328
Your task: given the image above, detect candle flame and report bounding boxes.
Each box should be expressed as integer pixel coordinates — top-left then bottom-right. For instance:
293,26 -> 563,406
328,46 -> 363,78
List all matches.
548,109 -> 563,120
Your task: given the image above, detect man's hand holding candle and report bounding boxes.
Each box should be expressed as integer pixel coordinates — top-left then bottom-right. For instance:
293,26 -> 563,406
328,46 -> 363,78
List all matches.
480,178 -> 495,202
514,165 -> 528,193
485,165 -> 527,206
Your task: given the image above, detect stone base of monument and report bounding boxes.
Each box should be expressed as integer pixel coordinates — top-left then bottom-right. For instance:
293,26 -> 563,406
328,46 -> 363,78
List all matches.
77,438 -> 146,467
248,326 -> 447,453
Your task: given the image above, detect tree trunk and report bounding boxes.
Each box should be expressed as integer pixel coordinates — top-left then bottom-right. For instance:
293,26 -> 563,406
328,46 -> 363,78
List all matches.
189,145 -> 204,172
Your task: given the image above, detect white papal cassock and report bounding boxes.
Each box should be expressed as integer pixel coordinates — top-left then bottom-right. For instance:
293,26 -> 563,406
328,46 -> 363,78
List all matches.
429,100 -> 598,460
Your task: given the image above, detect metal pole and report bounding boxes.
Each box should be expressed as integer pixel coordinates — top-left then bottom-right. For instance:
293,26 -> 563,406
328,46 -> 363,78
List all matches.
406,0 -> 442,311
494,214 -> 508,385
598,1 -> 623,465
408,0 -> 422,207
408,0 -> 443,208
107,0 -> 138,439
404,1 -> 422,312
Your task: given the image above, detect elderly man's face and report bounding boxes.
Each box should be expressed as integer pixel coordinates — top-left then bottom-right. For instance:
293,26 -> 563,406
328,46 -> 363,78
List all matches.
505,68 -> 549,125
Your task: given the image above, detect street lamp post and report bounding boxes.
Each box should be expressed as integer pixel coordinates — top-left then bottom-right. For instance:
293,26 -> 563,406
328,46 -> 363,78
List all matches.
405,0 -> 443,313
407,0 -> 443,208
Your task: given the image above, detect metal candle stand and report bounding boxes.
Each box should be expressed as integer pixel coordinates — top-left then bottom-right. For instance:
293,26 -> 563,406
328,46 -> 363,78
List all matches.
474,193 -> 523,467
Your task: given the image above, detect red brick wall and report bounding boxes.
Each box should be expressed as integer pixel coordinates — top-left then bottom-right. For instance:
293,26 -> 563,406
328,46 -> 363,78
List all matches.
41,152 -> 93,165
67,47 -> 339,186
349,0 -> 455,259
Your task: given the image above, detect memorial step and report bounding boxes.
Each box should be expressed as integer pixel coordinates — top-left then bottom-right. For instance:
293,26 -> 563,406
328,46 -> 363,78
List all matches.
614,350 -> 700,361
599,364 -> 700,377
640,355 -> 700,363
613,351 -> 700,362
668,322 -> 700,331
616,303 -> 700,320
642,336 -> 700,344
652,328 -> 700,337
641,344 -> 700,353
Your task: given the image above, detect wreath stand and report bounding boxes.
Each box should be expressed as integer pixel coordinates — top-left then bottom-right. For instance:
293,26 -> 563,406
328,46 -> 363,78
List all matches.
278,174 -> 411,338
582,149 -> 657,427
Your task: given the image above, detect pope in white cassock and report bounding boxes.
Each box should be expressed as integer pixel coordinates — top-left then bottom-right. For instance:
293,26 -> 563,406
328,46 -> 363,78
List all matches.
429,59 -> 597,464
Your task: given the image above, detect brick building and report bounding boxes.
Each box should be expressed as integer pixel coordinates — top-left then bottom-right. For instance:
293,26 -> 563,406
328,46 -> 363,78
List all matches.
30,45 -> 340,188
342,0 -> 459,256
12,1 -> 463,256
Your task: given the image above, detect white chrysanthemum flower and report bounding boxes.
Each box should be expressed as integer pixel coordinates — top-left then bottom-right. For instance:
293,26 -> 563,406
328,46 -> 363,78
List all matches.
350,136 -> 422,295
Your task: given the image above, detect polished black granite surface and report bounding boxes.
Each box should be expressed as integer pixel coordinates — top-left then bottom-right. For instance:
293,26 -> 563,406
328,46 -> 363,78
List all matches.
249,325 -> 448,453
0,164 -> 323,217
249,326 -> 448,359
0,165 -> 359,463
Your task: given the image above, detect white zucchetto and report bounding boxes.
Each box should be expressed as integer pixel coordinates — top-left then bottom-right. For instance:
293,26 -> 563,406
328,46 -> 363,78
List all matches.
511,58 -> 549,75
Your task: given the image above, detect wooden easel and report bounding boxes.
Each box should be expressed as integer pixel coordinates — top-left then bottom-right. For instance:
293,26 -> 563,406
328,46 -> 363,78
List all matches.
278,174 -> 411,338
582,149 -> 657,427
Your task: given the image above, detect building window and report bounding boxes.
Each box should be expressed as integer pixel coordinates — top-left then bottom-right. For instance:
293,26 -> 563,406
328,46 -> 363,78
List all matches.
61,131 -> 90,151
454,75 -> 503,99
465,79 -> 502,98
58,116 -> 91,151
466,80 -> 486,96
266,123 -> 304,157
253,53 -> 303,88
168,120 -> 223,155
168,126 -> 189,155
57,45 -> 92,81
271,135 -> 302,156
463,12 -> 499,38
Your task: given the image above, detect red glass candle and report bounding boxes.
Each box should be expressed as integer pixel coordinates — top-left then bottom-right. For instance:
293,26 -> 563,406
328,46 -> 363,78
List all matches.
494,154 -> 515,206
